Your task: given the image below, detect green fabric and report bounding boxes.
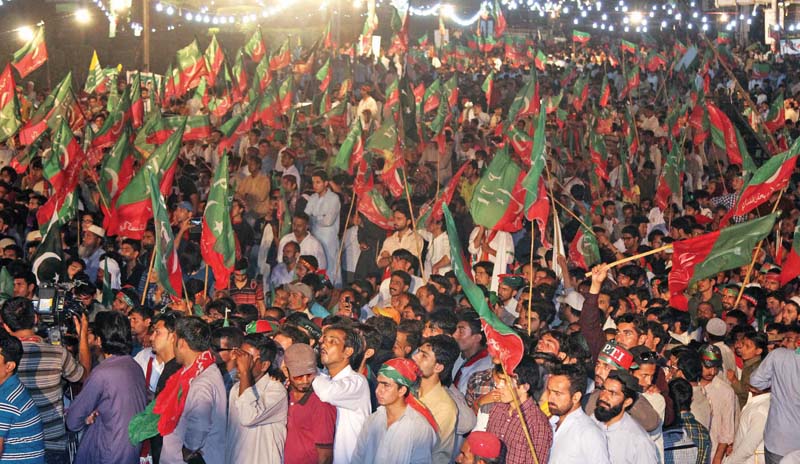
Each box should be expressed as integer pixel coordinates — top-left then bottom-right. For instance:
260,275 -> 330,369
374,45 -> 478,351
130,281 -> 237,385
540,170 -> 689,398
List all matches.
522,106 -> 546,219
128,399 -> 159,444
469,147 -> 520,229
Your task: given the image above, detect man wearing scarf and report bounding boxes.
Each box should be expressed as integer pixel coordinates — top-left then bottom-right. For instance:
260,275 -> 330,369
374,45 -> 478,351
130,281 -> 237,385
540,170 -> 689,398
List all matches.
129,317 -> 226,464
352,358 -> 439,464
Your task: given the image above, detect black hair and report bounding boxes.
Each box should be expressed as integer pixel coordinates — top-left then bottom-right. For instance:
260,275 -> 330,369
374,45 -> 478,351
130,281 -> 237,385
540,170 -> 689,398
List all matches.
740,327 -> 768,360
391,270 -> 412,288
606,370 -> 638,405
425,309 -> 458,335
121,238 -> 141,253
472,261 -> 494,275
668,378 -> 694,413
531,301 -> 557,325
422,335 -> 460,387
676,351 -> 703,383
273,326 -> 310,345
364,316 -> 397,351
152,310 -> 182,333
0,329 -> 23,371
549,363 -> 588,398
129,305 -> 154,322
397,319 -> 424,354
233,304 -> 259,323
645,320 -> 669,353
621,224 -> 640,239
175,316 -> 212,352
94,311 -> 133,356
670,308 -> 691,332
515,356 -> 547,400
432,293 -> 457,313
615,313 -> 647,336
324,324 -> 366,371
457,310 -> 486,346
243,333 -> 284,381
725,309 -> 748,327
0,297 -> 35,331
293,211 -> 310,223
212,326 -> 244,351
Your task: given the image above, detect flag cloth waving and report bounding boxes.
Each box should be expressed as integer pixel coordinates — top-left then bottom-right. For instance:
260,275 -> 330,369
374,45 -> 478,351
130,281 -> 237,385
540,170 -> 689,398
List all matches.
443,204 -> 524,374
669,213 -> 777,310
201,154 -> 236,291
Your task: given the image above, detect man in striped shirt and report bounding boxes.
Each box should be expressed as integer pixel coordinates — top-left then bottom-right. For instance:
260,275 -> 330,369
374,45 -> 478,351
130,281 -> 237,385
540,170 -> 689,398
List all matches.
0,330 -> 45,463
1,298 -> 90,464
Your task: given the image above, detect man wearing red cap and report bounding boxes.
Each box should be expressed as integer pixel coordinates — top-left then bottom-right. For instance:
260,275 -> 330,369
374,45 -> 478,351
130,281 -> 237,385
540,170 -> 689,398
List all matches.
455,431 -> 502,464
351,358 -> 438,463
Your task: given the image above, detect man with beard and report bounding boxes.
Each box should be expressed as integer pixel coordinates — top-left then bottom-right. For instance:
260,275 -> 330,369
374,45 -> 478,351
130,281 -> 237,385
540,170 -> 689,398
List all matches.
79,224 -> 106,280
546,364 -> 610,464
271,241 -> 300,287
283,343 -> 336,464
593,370 -> 658,464
687,277 -> 723,325
698,344 -> 736,464
277,213 -> 327,271
720,284 -> 740,313
376,204 -> 423,270
584,341 -> 660,433
495,275 -> 524,325
119,239 -> 146,294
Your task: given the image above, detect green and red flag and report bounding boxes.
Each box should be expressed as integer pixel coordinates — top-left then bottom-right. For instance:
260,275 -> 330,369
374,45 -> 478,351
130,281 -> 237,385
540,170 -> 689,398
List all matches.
422,79 -> 441,114
620,65 -> 640,99
418,33 -> 429,47
243,29 -> 266,62
385,77 -> 400,114
534,49 -> 547,72
569,215 -> 600,269
506,71 -> 539,123
201,153 -> 235,291
645,50 -> 668,72
780,222 -> 800,285
765,92 -> 785,133
109,121 -> 184,239
620,39 -> 638,55
752,62 -> 771,79
599,75 -> 610,108
669,213 -> 777,310
655,138 -> 684,211
174,40 -> 208,97
129,73 -> 144,128
507,125 -> 532,158
204,34 -> 225,87
481,71 -> 494,109
316,57 -> 331,92
721,137 -> 800,226
12,26 -> 47,79
322,20 -> 334,48
623,106 -> 639,157
717,31 -> 731,45
147,172 -> 183,298
354,165 -> 394,230
37,121 -> 85,237
232,50 -> 248,101
470,146 -> 526,232
269,39 -> 292,71
443,75 -> 459,109
387,6 -> 409,56
572,30 -> 591,44
521,107 -> 550,245
443,203 -> 524,374
254,56 -> 272,93
589,131 -> 609,182
493,0 -> 507,37
545,90 -> 563,114
0,65 -> 22,143
278,75 -> 294,112
99,125 -> 136,222
332,118 -> 363,173
11,129 -> 48,174
88,85 -> 131,151
707,102 -> 755,171
18,73 -> 75,146
147,114 -> 209,144
572,75 -> 589,112
257,84 -> 281,127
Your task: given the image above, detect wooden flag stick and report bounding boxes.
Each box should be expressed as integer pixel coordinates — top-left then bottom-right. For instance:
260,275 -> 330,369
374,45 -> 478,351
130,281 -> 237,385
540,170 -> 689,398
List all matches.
583,244 -> 673,277
551,197 -> 596,237
334,189 -> 357,283
202,264 -> 209,299
527,219 -> 535,337
733,189 -> 786,308
501,363 -> 539,464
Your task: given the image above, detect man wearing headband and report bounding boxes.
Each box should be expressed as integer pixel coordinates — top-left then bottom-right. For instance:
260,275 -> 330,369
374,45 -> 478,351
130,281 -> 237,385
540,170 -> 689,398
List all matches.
495,275 -> 525,325
455,431 -> 501,464
351,358 -> 438,463
698,344 -> 736,464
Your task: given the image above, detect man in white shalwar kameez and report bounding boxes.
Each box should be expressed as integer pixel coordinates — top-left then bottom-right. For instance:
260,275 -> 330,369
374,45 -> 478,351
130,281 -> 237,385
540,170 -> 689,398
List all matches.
305,171 -> 341,286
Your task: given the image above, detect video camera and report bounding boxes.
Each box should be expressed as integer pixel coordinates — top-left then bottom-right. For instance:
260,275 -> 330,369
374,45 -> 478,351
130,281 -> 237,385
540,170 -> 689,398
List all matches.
35,279 -> 88,345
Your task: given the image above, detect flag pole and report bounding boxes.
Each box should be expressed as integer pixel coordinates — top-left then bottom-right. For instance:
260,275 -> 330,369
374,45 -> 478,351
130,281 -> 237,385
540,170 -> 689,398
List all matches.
583,244 -> 673,277
334,188 -> 357,284
202,264 -> 209,299
401,163 -> 422,261
551,197 -> 596,238
141,249 -> 157,306
526,218 -> 534,337
500,362 -> 539,464
733,189 -> 785,307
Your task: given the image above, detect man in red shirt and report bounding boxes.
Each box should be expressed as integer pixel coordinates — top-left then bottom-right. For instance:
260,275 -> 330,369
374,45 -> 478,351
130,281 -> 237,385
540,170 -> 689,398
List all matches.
283,343 -> 336,464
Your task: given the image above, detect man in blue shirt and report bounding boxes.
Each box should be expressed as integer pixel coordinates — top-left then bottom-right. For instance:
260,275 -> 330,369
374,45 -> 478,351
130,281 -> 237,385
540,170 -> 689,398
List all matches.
0,331 -> 44,463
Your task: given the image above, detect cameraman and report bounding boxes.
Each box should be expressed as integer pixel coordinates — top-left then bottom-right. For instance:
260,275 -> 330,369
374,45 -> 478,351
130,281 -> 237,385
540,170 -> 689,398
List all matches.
1,297 -> 92,464
72,273 -> 106,322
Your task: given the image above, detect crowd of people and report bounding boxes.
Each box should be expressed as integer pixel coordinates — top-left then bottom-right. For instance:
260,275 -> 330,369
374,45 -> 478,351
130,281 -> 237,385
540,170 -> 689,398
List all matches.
0,16 -> 799,464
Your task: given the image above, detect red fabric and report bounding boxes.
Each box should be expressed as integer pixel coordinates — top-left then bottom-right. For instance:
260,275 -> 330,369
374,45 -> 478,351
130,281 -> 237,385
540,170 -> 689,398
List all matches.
153,350 -> 216,437
285,391 -> 337,464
